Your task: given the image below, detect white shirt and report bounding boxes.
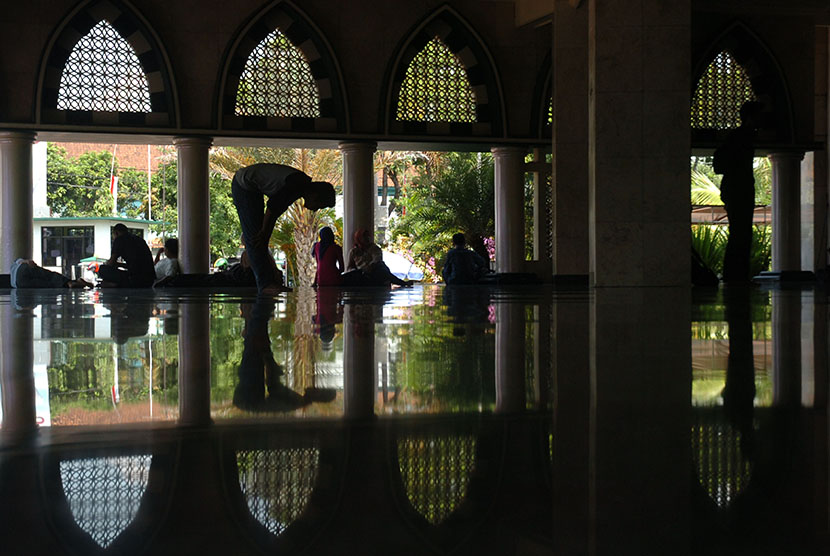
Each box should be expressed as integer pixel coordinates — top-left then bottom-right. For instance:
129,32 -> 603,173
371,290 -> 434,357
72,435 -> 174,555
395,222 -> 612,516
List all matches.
155,258 -> 180,279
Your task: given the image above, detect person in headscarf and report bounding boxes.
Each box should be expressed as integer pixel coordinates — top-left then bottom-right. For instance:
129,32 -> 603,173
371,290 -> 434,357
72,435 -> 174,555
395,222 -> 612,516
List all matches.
343,228 -> 411,287
312,226 -> 344,287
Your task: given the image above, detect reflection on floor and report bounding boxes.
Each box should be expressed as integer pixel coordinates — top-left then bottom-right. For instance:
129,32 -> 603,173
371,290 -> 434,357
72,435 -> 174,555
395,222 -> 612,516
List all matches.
0,284 -> 827,554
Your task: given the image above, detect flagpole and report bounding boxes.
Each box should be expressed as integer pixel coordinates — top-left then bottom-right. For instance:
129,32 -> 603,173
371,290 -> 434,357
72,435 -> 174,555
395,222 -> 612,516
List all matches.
147,145 -> 152,221
109,144 -> 118,216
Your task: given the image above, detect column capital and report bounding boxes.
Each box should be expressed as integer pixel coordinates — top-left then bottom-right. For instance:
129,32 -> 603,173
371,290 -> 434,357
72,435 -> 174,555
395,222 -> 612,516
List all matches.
173,136 -> 213,148
338,140 -> 377,154
768,150 -> 805,162
0,131 -> 37,144
491,145 -> 528,157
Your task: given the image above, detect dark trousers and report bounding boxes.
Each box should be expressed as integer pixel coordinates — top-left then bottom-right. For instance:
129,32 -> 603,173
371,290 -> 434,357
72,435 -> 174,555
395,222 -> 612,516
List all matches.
723,199 -> 754,282
14,264 -> 68,288
231,177 -> 275,292
98,265 -> 154,287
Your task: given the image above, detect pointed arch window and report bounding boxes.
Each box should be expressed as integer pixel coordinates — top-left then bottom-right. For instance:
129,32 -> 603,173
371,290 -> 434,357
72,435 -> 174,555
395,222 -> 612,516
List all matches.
235,29 -> 321,118
396,37 -> 476,123
692,51 -> 757,130
692,417 -> 752,508
397,434 -> 476,525
57,20 -> 152,113
236,448 -> 320,536
59,455 -> 152,548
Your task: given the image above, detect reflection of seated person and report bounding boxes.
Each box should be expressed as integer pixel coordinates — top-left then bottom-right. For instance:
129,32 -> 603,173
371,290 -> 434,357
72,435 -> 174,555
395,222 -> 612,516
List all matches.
442,233 -> 487,285
98,224 -> 156,288
342,228 -> 411,287
10,259 -> 92,288
233,300 -> 334,412
100,292 -> 154,344
313,286 -> 342,351
442,284 -> 491,324
154,238 -> 181,280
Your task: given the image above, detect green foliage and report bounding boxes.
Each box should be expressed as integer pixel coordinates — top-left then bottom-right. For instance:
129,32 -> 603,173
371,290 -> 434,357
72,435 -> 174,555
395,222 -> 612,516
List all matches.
691,224 -> 772,278
390,152 -> 494,276
690,155 -> 771,206
47,144 -> 115,216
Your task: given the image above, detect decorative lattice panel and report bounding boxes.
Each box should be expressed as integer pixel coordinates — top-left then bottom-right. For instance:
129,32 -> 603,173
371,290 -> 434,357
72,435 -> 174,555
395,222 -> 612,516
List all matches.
59,455 -> 152,547
397,434 -> 476,525
544,171 -> 553,261
691,51 -> 757,130
57,20 -> 151,113
236,448 -> 320,535
396,37 -> 476,123
691,417 -> 752,508
235,30 -> 321,118
546,96 -> 553,127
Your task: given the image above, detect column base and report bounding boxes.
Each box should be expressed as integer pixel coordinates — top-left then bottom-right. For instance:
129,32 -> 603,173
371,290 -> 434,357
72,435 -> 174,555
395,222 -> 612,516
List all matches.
755,270 -> 816,282
551,274 -> 589,286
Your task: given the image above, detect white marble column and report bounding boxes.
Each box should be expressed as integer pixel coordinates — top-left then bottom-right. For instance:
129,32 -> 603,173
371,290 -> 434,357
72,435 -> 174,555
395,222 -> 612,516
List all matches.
343,303 -> 375,419
553,0 -> 589,278
495,302 -> 526,413
174,137 -> 212,273
0,297 -> 36,436
770,151 -> 805,272
178,303 -> 212,426
339,141 -> 376,257
0,131 -> 36,270
492,146 -> 527,274
589,0 -> 690,287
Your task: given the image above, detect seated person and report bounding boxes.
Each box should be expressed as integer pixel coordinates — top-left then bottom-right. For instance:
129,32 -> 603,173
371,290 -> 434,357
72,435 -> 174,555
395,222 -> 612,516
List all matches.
97,223 -> 156,288
312,226 -> 344,287
155,249 -> 284,289
154,237 -> 181,280
342,228 -> 411,287
442,233 -> 488,285
10,259 -> 92,288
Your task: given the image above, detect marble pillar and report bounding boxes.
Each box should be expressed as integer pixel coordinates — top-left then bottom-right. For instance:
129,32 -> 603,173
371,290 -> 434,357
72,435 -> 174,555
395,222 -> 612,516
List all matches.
0,131 -> 36,270
493,146 -> 527,274
340,142 -> 376,257
770,152 -> 805,272
588,0 -> 690,287
553,0 -> 589,278
178,303 -> 212,426
343,303 -> 376,420
174,137 -> 212,274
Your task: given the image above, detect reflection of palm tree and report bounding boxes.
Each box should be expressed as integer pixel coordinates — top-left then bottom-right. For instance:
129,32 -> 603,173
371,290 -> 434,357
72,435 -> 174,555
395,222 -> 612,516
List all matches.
209,146 -> 341,286
291,286 -> 316,393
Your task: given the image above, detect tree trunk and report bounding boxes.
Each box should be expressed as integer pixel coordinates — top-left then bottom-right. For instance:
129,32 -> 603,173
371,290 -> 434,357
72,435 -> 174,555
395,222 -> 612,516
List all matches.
388,172 -> 401,216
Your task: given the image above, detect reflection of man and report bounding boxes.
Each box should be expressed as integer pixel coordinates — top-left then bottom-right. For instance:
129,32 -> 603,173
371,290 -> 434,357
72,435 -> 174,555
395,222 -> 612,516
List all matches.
233,299 -> 335,412
98,224 -> 156,288
716,101 -> 761,283
231,164 -> 335,295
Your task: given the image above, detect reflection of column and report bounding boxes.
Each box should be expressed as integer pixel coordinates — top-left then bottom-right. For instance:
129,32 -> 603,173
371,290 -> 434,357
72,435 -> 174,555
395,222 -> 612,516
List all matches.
495,303 -> 525,413
492,146 -> 526,273
0,131 -> 36,269
0,301 -> 36,435
178,303 -> 211,426
174,137 -> 213,274
591,288 -> 689,552
770,151 -> 805,272
552,293 -> 590,554
343,304 -> 375,419
340,141 -> 376,257
772,289 -> 801,406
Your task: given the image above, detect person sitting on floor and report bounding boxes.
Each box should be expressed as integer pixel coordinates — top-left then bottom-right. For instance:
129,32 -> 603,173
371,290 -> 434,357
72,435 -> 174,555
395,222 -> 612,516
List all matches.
312,226 -> 344,287
10,259 -> 92,288
97,223 -> 156,288
442,232 -> 488,285
154,237 -> 181,280
342,228 -> 411,287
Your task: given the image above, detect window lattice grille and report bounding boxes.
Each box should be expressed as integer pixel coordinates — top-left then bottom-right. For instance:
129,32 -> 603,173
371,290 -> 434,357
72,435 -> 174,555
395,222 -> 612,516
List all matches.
236,448 -> 320,535
396,37 -> 477,123
57,20 -> 152,113
691,51 -> 757,130
691,417 -> 752,508
235,30 -> 321,118
59,455 -> 152,548
397,434 -> 476,525
546,96 -> 553,127
544,171 -> 553,261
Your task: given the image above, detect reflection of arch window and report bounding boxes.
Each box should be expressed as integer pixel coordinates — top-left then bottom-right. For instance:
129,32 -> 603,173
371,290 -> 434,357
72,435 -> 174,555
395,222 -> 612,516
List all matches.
396,38 -> 476,123
691,418 -> 752,507
235,29 -> 321,118
398,435 -> 476,524
691,51 -> 757,130
57,21 -> 152,113
236,448 -> 319,535
59,455 -> 152,547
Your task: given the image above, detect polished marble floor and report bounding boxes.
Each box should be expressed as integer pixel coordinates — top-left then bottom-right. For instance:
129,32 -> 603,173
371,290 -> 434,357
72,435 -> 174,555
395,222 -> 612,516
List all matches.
0,284 -> 827,555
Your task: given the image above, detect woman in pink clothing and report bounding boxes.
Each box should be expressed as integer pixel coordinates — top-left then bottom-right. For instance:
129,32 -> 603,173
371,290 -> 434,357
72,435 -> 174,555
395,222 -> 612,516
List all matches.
312,226 -> 344,287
